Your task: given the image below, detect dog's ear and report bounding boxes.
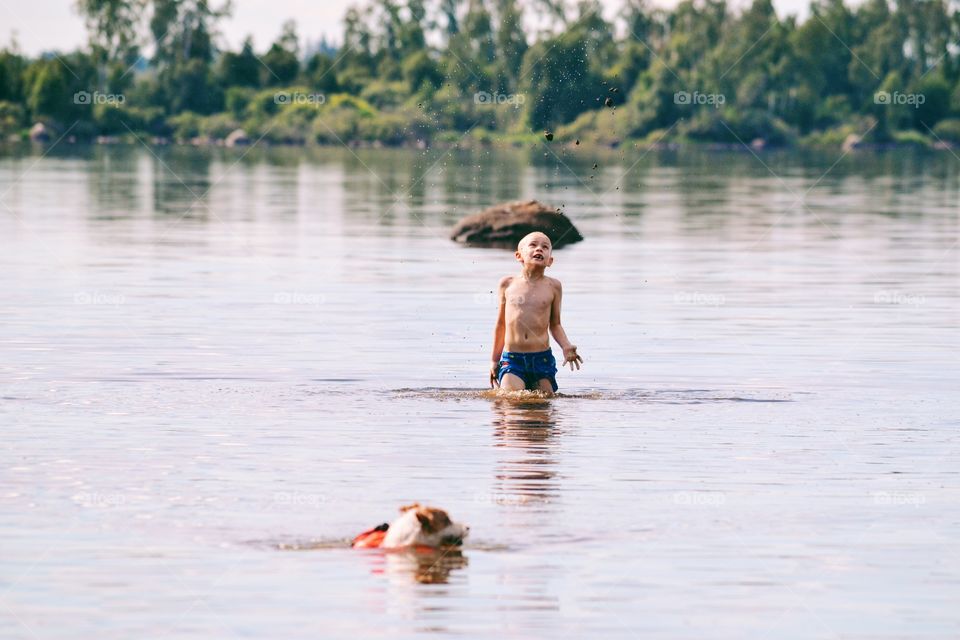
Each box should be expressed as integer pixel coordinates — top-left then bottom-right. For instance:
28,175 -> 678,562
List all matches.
399,503 -> 421,513
415,507 -> 452,533
415,510 -> 434,532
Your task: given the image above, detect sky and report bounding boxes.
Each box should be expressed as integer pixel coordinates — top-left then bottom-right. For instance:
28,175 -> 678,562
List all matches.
1,0 -> 821,56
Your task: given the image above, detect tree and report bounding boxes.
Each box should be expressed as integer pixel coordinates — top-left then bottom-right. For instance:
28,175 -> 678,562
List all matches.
518,13 -> 612,130
261,21 -> 300,86
0,48 -> 27,103
218,37 -> 260,88
493,0 -> 528,92
149,0 -> 230,113
75,0 -> 145,91
305,52 -> 342,94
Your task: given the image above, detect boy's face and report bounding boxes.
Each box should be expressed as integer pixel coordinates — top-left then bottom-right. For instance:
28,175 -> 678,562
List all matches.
516,232 -> 554,268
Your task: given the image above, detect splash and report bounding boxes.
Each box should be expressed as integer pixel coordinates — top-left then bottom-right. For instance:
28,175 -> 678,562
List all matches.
390,387 -> 791,403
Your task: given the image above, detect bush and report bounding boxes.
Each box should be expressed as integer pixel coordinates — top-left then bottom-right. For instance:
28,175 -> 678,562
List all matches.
260,103 -> 320,144
912,74 -> 951,130
0,100 -> 25,135
558,108 -> 622,146
360,80 -> 408,109
225,86 -> 255,118
892,129 -> 931,147
419,85 -> 492,132
682,108 -> 795,146
932,118 -> 960,143
312,108 -> 365,144
198,113 -> 240,139
94,103 -> 167,136
166,111 -> 203,140
355,110 -> 433,145
402,51 -> 443,92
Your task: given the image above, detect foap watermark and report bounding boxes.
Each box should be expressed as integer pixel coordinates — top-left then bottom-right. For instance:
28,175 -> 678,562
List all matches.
73,492 -> 126,507
73,90 -> 125,105
873,290 -> 925,307
473,291 -> 523,306
74,290 -> 125,306
273,492 -> 330,508
673,291 -> 726,307
273,292 -> 326,306
473,492 -> 539,507
274,91 -> 326,107
872,491 -> 925,508
673,491 -> 727,507
674,90 -> 725,108
874,91 -> 925,108
474,91 -> 525,106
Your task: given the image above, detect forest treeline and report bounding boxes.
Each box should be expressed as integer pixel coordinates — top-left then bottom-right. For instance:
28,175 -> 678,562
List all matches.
3,0 -> 960,147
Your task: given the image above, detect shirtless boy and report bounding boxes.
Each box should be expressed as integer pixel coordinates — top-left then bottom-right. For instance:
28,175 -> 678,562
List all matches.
489,231 -> 583,395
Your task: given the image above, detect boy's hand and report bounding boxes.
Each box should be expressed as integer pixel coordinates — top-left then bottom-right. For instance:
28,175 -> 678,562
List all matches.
562,346 -> 583,371
489,361 -> 501,388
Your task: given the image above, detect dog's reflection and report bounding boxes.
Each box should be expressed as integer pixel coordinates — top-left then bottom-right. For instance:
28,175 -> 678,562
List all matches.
490,397 -> 560,506
364,548 -> 469,584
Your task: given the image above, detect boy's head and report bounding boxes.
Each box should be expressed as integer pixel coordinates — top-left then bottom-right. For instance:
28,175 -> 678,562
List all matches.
515,232 -> 554,268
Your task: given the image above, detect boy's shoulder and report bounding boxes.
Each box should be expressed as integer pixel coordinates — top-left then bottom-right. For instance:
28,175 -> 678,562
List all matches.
497,275 -> 514,288
543,275 -> 563,292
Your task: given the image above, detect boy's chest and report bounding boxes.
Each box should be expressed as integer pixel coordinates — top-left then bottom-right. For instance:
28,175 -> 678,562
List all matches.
506,282 -> 553,312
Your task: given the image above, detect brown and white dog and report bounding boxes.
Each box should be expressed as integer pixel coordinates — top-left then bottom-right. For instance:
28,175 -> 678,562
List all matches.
352,504 -> 469,550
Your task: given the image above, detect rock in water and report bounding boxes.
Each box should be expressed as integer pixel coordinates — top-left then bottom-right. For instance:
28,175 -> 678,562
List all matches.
449,200 -> 584,249
225,129 -> 251,147
29,122 -> 51,142
841,133 -> 862,152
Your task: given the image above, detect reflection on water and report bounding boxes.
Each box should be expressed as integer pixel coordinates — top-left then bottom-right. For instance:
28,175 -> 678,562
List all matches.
361,548 -> 470,585
490,398 -> 560,508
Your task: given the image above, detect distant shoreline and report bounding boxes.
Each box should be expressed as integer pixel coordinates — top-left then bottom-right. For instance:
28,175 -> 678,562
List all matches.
4,131 -> 955,154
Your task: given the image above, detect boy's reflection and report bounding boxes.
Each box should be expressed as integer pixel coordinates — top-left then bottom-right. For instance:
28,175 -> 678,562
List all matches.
490,398 -> 560,507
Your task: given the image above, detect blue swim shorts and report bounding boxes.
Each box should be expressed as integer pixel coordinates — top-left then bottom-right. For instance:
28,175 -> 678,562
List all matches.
497,348 -> 558,392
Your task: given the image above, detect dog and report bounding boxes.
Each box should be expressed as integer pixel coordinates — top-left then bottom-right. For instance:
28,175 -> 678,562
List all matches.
352,503 -> 469,550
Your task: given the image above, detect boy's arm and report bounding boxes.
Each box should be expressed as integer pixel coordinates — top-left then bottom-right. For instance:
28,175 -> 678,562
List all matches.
549,280 -> 583,370
490,277 -> 510,387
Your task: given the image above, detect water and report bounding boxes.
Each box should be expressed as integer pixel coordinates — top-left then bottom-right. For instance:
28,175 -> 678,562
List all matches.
1,143 -> 958,639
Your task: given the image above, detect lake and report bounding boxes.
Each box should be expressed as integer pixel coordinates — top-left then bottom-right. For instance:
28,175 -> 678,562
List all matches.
1,142 -> 957,639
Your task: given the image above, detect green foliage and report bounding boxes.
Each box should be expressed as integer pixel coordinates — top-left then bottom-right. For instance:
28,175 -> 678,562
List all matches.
197,112 -> 239,139
891,129 -> 931,147
24,53 -> 97,124
225,87 -> 255,119
261,103 -> 321,144
93,103 -> 166,135
912,74 -> 952,130
160,57 -> 223,114
402,51 -> 443,92
261,45 -> 299,87
7,0 -> 960,146
360,81 -> 409,109
682,108 -> 796,146
166,111 -> 202,140
0,50 -> 27,103
304,53 -> 342,94
0,100 -> 25,135
218,38 -> 260,89
932,118 -> 960,143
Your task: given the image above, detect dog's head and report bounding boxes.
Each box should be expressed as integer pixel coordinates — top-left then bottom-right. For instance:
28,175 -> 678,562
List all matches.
380,503 -> 469,549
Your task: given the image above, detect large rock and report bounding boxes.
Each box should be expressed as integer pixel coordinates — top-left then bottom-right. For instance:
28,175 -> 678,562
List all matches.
224,128 -> 251,147
450,200 -> 583,249
29,122 -> 51,142
841,133 -> 862,152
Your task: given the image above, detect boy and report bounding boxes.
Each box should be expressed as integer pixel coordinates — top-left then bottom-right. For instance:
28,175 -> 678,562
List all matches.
489,231 -> 583,395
